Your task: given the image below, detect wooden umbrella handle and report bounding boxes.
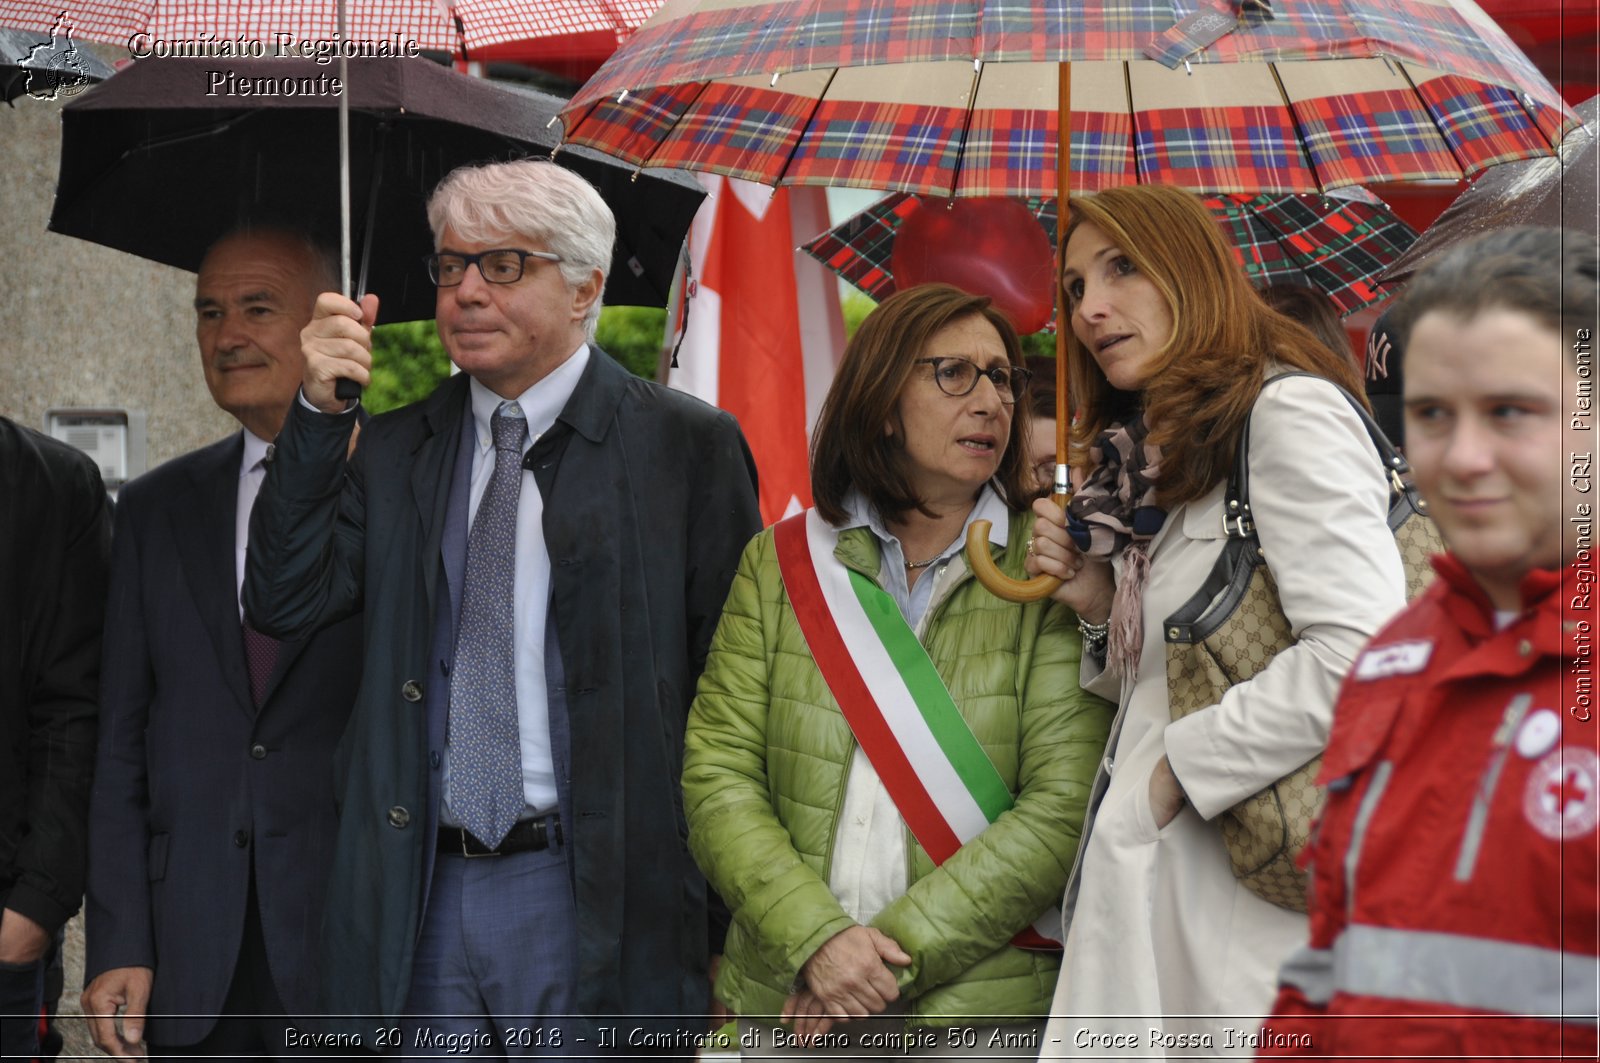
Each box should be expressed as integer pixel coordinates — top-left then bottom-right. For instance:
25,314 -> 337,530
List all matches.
972,60 -> 1073,605
966,489 -> 1068,603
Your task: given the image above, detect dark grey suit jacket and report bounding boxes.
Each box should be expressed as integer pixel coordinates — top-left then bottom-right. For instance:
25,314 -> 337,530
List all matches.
85,432 -> 362,1045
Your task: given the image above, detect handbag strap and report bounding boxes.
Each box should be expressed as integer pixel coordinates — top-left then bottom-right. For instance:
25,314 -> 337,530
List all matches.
1226,371 -> 1419,540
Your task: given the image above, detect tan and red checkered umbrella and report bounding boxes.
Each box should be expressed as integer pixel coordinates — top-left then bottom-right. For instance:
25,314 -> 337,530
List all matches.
560,0 -> 1575,598
558,0 -> 1575,601
559,0 -> 1575,198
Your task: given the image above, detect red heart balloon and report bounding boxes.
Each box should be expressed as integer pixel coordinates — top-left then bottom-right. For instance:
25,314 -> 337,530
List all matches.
889,197 -> 1055,334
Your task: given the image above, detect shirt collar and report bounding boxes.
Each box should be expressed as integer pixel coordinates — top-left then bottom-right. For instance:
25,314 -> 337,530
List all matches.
239,428 -> 272,475
467,342 -> 590,449
838,483 -> 1010,554
1432,551 -> 1571,648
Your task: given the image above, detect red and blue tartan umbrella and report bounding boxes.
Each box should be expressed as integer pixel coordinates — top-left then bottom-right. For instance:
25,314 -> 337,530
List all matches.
558,0 -> 1577,197
804,189 -> 1416,316
559,0 -> 1575,603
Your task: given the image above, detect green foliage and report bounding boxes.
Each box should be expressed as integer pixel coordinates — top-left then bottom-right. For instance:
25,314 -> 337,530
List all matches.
841,291 -> 876,337
594,306 -> 667,380
839,288 -> 1058,357
363,294 -> 1045,410
1020,331 -> 1058,359
366,306 -> 665,413
367,320 -> 452,414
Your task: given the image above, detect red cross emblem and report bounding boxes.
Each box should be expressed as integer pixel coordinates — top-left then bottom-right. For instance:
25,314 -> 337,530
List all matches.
1525,747 -> 1600,840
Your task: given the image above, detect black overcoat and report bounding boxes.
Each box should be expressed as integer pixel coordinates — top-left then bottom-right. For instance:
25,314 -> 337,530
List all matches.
246,350 -> 760,1035
0,418 -> 109,935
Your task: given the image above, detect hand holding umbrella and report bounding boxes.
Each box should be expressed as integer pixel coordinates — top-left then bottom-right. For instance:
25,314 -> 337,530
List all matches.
303,291 -> 381,412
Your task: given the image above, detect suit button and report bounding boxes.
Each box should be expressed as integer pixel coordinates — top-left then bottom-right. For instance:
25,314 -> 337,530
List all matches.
233,830 -> 249,848
250,743 -> 267,760
387,806 -> 411,829
401,680 -> 423,702
430,752 -> 441,769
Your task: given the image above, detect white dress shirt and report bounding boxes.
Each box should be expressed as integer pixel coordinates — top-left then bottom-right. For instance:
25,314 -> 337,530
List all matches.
441,343 -> 590,822
235,430 -> 274,620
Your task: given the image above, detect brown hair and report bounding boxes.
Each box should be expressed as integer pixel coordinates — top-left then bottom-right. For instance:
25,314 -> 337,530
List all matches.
811,283 -> 1033,524
1258,284 -> 1353,365
1025,354 -> 1058,418
1061,185 -> 1367,508
1388,226 -> 1600,363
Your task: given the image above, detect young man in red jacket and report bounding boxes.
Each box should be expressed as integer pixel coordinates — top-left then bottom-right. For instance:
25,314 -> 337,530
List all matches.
1262,226 -> 1598,1059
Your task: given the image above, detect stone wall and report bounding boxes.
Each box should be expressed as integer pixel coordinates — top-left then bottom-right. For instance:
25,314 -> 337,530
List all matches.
0,90 -> 236,473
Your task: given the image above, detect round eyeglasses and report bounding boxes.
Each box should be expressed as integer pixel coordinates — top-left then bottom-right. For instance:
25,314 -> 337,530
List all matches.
425,249 -> 563,287
914,357 -> 1032,403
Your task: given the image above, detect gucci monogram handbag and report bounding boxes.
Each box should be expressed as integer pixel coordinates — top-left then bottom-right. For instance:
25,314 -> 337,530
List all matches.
1162,374 -> 1443,911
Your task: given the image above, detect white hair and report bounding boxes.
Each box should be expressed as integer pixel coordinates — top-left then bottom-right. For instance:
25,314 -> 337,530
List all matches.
427,159 -> 615,339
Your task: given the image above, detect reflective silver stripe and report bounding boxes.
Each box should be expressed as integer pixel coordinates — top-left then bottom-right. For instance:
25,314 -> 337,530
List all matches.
1338,925 -> 1600,1025
1278,945 -> 1335,1005
1344,760 -> 1393,920
1455,694 -> 1532,881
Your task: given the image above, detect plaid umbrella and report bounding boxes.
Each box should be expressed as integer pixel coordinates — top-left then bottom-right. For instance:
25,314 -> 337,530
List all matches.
1380,94 -> 1600,282
558,0 -> 1577,197
558,0 -> 1575,602
0,0 -> 662,60
806,190 -> 1417,317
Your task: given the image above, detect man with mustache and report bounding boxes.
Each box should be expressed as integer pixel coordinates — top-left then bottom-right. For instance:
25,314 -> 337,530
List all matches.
81,228 -> 363,1060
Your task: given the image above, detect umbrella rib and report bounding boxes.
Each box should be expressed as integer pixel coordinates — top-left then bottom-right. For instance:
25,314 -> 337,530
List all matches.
769,67 -> 839,188
946,61 -> 986,198
1266,61 -> 1329,193
1390,59 -> 1473,178
1123,61 -> 1144,185
626,78 -> 716,170
119,112 -> 261,158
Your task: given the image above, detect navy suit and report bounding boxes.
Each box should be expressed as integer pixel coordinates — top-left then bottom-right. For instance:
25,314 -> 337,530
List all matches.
85,433 -> 361,1047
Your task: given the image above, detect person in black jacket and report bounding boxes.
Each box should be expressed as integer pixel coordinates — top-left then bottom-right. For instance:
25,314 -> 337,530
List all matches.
246,159 -> 760,1053
0,415 -> 111,1060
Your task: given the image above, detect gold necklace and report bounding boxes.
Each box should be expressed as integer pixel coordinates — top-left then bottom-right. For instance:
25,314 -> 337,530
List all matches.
904,551 -> 943,570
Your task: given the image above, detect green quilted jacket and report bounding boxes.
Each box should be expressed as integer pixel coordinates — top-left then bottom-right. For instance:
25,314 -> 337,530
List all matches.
683,509 -> 1113,1026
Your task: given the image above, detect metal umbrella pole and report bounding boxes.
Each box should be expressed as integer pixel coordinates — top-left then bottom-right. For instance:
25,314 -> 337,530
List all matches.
335,0 -> 363,401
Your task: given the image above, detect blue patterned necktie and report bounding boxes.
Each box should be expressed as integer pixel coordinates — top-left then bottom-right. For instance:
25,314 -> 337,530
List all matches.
448,400 -> 527,848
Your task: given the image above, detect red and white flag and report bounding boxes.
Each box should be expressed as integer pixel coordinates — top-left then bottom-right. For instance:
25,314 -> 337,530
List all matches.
668,176 -> 844,525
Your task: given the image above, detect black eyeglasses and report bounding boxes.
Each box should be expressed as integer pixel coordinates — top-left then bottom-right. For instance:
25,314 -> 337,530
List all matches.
425,249 -> 563,286
914,357 -> 1032,403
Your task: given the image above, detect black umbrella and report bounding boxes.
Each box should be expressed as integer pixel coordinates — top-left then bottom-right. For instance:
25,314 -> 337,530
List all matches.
1381,95 -> 1598,283
50,56 -> 705,323
1,25 -> 115,104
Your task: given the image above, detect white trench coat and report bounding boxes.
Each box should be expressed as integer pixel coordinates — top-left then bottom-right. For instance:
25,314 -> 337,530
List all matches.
1041,374 -> 1408,1059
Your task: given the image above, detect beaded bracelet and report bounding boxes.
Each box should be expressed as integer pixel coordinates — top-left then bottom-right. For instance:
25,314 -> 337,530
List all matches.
1077,615 -> 1110,658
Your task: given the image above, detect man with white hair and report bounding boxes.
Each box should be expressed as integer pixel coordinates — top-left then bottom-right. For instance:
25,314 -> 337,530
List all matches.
246,160 -> 761,1052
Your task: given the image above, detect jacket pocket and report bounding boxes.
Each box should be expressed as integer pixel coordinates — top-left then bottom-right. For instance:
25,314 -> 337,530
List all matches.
146,832 -> 169,883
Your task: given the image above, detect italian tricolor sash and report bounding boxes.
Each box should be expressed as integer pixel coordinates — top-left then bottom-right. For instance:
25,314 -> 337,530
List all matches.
773,510 -> 1061,950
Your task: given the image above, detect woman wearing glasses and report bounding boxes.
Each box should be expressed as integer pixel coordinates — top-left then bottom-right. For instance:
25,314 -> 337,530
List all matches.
1025,185 -> 1408,1055
683,283 -> 1112,1052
